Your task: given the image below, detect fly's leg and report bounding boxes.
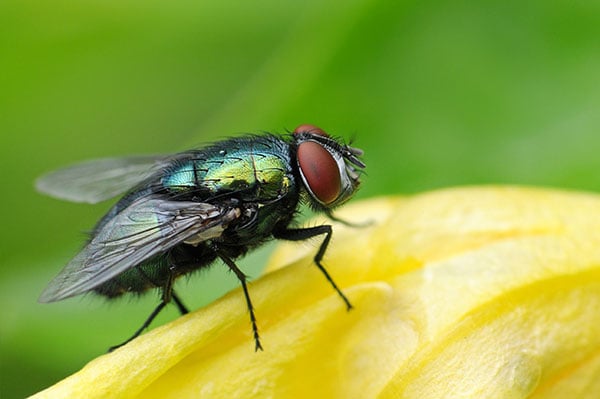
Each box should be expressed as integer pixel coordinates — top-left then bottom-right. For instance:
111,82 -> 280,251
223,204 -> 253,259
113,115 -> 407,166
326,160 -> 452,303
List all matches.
108,301 -> 167,352
172,292 -> 189,315
108,267 -> 184,352
217,251 -> 263,352
273,225 -> 352,310
325,210 -> 372,228
135,261 -> 190,315
160,268 -> 190,316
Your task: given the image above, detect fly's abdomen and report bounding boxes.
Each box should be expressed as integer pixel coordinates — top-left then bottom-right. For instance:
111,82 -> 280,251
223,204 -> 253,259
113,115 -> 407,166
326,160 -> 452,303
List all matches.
94,244 -> 218,297
93,256 -> 170,297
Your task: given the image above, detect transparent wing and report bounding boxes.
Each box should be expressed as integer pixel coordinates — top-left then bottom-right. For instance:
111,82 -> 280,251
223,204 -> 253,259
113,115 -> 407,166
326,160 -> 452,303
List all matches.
39,195 -> 241,302
35,155 -> 168,204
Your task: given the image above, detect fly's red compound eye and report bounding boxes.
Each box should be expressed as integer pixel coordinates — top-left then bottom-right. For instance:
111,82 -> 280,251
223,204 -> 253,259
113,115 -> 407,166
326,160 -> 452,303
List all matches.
293,124 -> 328,137
297,140 -> 341,204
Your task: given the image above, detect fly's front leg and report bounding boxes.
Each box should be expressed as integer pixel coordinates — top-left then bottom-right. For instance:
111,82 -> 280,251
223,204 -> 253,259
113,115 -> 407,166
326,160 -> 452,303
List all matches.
325,210 -> 373,228
273,225 -> 352,310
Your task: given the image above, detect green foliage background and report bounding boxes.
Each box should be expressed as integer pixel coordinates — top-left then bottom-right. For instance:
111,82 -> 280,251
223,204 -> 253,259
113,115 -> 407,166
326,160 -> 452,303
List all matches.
1,1 -> 599,397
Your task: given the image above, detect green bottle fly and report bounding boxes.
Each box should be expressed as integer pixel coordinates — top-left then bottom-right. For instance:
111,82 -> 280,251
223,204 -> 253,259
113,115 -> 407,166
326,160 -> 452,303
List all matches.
37,124 -> 365,351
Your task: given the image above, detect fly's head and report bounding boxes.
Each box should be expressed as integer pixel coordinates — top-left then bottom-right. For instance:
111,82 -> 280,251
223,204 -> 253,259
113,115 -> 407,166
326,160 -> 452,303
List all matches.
292,124 -> 365,211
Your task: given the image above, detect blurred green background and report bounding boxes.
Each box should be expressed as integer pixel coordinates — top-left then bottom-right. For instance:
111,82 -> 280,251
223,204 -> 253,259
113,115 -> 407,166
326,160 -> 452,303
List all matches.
1,0 -> 599,397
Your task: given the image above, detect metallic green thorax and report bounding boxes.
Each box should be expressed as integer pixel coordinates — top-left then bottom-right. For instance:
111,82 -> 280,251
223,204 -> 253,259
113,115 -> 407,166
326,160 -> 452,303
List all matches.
160,135 -> 299,247
163,136 -> 293,204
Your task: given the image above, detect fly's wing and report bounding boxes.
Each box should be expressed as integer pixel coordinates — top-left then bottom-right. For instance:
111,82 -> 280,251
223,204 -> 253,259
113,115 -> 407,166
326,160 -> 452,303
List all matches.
35,155 -> 169,204
39,195 -> 241,302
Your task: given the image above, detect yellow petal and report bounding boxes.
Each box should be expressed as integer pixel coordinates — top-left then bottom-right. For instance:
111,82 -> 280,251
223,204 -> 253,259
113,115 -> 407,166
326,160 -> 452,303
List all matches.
31,187 -> 600,399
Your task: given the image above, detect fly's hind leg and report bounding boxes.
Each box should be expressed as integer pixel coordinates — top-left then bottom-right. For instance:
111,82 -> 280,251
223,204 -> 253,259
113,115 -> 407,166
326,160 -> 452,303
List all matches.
171,292 -> 189,315
108,266 -> 185,352
108,300 -> 168,352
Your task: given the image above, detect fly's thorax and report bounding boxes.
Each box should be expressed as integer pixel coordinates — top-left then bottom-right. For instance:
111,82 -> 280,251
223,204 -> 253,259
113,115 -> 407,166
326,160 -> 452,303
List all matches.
291,125 -> 365,211
218,195 -> 298,247
161,136 -> 295,203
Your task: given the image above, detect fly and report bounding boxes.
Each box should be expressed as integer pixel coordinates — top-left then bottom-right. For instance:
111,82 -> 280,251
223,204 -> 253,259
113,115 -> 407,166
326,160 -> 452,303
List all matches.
37,124 -> 365,351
